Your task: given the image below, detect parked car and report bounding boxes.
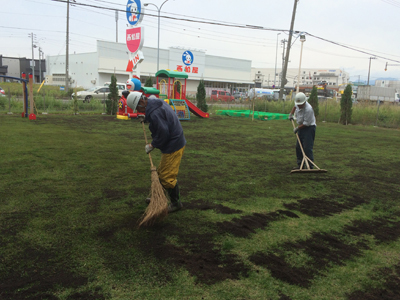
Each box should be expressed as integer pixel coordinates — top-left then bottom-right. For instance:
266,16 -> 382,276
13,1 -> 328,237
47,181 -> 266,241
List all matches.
0,87 -> 5,97
210,90 -> 234,102
71,86 -> 110,103
233,92 -> 245,102
104,82 -> 127,96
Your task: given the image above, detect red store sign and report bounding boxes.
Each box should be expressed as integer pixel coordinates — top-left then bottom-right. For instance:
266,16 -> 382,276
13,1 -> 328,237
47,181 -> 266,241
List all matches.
176,65 -> 198,74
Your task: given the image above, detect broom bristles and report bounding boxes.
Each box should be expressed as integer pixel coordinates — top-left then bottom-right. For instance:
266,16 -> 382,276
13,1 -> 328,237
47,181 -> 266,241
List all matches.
138,166 -> 169,227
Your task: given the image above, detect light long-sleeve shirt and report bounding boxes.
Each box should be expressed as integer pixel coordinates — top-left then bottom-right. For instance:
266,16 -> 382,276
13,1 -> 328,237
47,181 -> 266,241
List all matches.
295,101 -> 316,126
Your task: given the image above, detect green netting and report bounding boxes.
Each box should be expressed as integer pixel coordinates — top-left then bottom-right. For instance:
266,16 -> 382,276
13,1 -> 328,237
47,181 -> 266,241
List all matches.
216,110 -> 289,121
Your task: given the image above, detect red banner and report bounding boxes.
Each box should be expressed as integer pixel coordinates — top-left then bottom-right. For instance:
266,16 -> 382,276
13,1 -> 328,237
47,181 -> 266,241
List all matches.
126,27 -> 144,53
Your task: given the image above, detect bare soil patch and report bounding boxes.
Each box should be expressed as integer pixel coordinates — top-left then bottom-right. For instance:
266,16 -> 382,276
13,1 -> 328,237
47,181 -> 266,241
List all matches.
250,231 -> 368,287
347,264 -> 400,300
283,195 -> 367,217
250,213 -> 400,288
216,210 -> 299,238
0,247 -> 91,300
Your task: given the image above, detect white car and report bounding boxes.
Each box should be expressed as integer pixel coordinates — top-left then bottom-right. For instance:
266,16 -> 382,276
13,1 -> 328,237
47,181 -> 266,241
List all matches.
71,86 -> 110,103
104,82 -> 127,96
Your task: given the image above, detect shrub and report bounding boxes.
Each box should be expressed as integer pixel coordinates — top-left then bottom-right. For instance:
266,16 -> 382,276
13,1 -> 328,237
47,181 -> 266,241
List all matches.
340,84 -> 353,125
107,75 -> 119,115
145,77 -> 153,87
308,86 -> 319,118
196,79 -> 208,112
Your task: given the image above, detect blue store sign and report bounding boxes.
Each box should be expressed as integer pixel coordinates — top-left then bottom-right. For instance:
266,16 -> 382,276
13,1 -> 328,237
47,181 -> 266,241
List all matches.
182,51 -> 194,66
126,0 -> 143,26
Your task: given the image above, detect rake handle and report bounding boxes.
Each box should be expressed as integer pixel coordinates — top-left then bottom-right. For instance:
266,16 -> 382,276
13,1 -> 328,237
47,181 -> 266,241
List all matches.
142,121 -> 154,168
291,119 -> 322,170
291,119 -> 306,156
291,119 -> 310,170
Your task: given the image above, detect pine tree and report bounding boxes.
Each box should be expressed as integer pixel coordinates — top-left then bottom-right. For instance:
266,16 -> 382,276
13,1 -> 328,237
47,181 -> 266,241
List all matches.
196,79 -> 208,112
106,75 -> 119,115
145,76 -> 153,87
340,84 -> 353,125
308,85 -> 319,118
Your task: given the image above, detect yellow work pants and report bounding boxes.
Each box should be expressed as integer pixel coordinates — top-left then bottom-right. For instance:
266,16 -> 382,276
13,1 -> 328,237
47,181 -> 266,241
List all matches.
157,146 -> 185,189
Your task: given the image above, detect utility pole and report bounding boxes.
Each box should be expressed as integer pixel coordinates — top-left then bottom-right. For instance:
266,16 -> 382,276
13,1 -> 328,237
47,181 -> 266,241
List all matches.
115,10 -> 118,43
367,57 -> 376,86
274,32 -> 281,87
281,39 -> 287,72
65,0 -> 75,92
66,0 -> 70,92
279,0 -> 299,100
280,39 -> 287,88
29,33 -> 37,84
39,47 -> 42,84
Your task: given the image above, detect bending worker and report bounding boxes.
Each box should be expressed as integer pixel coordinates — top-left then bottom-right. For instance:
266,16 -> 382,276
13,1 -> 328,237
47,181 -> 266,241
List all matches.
127,92 -> 186,213
289,92 -> 316,170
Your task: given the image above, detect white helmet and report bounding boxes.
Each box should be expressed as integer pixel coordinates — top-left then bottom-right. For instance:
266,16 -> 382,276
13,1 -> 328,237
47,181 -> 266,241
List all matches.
127,91 -> 142,110
295,92 -> 307,105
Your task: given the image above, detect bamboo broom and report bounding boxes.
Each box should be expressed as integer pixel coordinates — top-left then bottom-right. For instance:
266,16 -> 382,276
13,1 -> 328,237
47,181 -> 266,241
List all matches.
138,121 -> 169,227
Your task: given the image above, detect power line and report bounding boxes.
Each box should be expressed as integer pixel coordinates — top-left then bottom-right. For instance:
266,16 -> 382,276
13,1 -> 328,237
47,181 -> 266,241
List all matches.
305,32 -> 400,64
48,0 -> 400,64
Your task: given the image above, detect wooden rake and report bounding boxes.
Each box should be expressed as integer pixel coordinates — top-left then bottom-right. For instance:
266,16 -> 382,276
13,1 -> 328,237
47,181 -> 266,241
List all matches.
290,119 -> 327,174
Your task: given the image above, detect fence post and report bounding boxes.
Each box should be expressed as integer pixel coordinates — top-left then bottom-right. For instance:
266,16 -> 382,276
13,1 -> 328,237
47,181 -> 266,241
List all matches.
103,93 -> 107,115
375,100 -> 381,127
323,100 -> 327,122
42,91 -> 48,114
7,87 -> 13,115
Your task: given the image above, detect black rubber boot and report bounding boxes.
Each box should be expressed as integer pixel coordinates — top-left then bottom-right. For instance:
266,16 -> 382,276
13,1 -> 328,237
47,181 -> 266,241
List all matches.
167,183 -> 182,213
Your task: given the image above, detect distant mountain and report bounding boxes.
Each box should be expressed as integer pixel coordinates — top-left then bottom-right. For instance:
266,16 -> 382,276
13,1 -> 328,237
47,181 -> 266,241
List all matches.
352,77 -> 399,85
372,77 -> 399,84
375,77 -> 398,81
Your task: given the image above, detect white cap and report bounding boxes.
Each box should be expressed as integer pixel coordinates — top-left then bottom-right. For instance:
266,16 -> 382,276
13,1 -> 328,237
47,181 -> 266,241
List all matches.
127,91 -> 142,110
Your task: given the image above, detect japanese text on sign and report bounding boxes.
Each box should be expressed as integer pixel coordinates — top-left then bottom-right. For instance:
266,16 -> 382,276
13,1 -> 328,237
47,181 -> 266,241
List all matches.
176,65 -> 198,74
127,33 -> 141,41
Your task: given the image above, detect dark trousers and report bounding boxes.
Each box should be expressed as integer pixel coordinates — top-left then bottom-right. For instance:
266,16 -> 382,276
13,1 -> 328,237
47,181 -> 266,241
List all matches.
296,125 -> 316,168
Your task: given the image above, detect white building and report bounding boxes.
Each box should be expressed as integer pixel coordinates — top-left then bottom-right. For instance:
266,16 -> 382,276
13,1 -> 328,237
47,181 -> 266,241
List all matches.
45,40 -> 351,97
375,79 -> 400,90
251,68 -> 350,89
46,40 -> 253,96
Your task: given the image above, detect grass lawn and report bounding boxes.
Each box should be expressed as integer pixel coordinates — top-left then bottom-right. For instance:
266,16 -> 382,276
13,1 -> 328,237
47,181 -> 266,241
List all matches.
1,113 -> 400,300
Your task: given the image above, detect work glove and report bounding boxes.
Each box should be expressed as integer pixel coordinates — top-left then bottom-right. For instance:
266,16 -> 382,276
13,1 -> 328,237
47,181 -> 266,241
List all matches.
145,144 -> 154,154
289,113 -> 294,121
293,127 -> 299,134
137,115 -> 145,123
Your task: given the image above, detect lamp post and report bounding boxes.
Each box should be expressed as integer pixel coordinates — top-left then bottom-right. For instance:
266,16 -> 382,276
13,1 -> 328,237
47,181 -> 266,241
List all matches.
274,32 -> 281,87
296,33 -> 306,93
144,0 -> 170,72
367,57 -> 377,86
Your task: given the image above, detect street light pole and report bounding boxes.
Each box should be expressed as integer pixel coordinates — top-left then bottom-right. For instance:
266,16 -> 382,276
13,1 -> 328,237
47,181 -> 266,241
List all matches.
29,33 -> 37,84
367,57 -> 376,86
274,32 -> 281,87
296,34 -> 306,93
145,0 -> 170,72
66,0 -> 70,92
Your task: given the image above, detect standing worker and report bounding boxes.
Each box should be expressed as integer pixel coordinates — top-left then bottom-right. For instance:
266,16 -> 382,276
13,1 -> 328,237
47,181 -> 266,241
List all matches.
289,92 -> 316,170
127,92 -> 186,212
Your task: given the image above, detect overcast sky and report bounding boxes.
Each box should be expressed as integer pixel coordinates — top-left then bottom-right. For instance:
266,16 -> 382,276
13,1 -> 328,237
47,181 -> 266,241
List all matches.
2,0 -> 400,82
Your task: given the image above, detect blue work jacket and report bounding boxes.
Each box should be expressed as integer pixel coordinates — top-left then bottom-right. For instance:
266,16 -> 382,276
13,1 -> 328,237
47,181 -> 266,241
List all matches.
144,99 -> 186,154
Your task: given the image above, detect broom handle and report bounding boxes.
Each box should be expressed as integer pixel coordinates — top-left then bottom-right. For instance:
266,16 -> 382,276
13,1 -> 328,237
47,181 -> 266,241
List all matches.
142,121 -> 154,168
